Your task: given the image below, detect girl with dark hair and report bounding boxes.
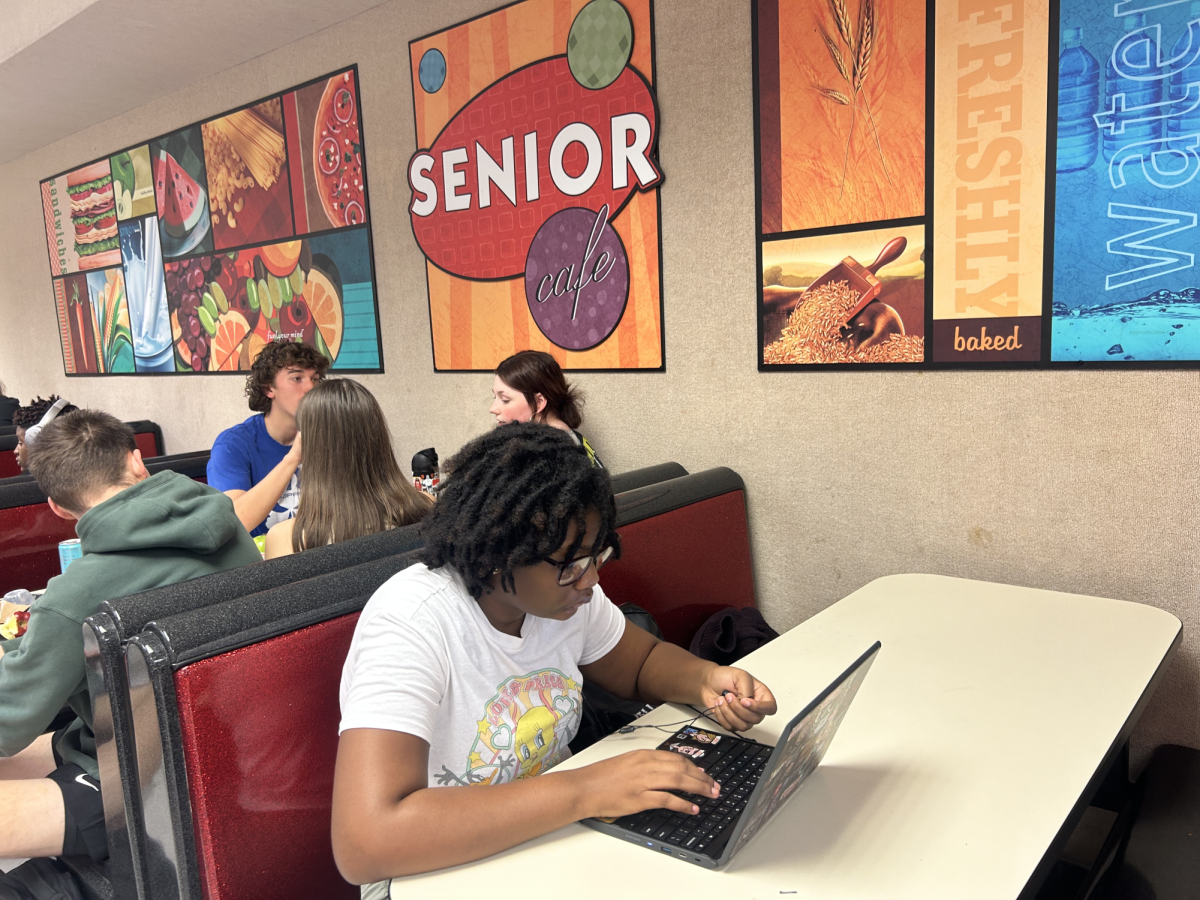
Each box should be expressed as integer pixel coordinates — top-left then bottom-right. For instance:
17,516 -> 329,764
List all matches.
490,349 -> 603,466
263,379 -> 432,559
332,424 -> 776,887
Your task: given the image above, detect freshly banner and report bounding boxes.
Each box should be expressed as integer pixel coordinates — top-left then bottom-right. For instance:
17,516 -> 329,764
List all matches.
932,0 -> 1048,362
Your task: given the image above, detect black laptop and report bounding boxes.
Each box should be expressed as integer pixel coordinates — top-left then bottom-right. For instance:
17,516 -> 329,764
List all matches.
584,642 -> 881,868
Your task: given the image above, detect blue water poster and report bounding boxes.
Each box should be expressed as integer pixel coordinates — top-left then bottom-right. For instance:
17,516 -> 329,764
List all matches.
1053,1 -> 1200,361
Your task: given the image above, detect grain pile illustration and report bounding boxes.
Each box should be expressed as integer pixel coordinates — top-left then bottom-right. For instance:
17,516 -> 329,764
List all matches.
763,280 -> 923,364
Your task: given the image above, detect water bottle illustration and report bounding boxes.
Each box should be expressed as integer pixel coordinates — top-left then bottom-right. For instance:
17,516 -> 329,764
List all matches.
1057,26 -> 1101,172
1168,1 -> 1200,140
1103,12 -> 1163,163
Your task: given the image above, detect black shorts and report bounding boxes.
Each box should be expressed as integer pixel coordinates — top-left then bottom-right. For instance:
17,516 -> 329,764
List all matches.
48,731 -> 107,861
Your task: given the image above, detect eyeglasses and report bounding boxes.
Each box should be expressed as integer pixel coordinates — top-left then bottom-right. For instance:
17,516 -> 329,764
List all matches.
539,545 -> 614,586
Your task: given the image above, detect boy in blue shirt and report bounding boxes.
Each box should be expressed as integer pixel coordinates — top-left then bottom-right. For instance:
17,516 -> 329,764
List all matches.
207,341 -> 329,537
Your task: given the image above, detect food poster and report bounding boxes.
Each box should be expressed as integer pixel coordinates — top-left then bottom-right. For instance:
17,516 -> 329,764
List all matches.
110,146 -> 156,221
284,70 -> 367,232
761,222 -> 925,364
1050,2 -> 1200,362
931,0 -> 1047,363
756,0 -> 926,233
408,0 -> 666,371
757,0 -> 1200,369
40,67 -> 383,376
202,99 -> 295,250
755,0 -> 928,369
149,127 -> 215,259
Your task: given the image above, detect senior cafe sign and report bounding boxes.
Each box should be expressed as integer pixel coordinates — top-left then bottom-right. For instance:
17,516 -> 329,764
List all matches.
408,0 -> 665,370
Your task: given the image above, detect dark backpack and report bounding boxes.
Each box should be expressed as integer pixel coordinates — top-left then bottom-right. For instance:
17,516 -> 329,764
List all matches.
689,606 -> 779,665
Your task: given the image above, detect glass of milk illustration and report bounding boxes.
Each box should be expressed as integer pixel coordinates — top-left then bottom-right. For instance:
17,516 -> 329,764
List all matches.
119,216 -> 175,372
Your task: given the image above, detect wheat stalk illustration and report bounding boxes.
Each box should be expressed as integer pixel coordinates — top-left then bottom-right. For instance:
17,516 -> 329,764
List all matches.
815,0 -> 890,197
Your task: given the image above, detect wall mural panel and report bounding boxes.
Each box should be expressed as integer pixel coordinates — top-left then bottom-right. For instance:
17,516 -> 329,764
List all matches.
40,67 -> 382,376
407,0 -> 665,371
755,0 -> 1200,368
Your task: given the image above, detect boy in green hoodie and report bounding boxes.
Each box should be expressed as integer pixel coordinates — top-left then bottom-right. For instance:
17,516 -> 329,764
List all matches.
0,409 -> 261,863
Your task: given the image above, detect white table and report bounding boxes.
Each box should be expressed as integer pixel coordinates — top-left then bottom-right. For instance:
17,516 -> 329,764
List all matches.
389,574 -> 1181,899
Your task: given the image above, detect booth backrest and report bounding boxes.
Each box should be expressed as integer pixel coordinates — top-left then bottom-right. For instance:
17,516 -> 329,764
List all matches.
126,553 -> 420,900
0,452 -> 211,596
608,462 -> 688,495
85,519 -> 424,900
128,420 -> 166,459
0,476 -> 77,595
604,467 -> 757,647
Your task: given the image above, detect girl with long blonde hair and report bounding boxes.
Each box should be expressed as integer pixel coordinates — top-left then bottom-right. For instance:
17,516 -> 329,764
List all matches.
263,379 -> 432,558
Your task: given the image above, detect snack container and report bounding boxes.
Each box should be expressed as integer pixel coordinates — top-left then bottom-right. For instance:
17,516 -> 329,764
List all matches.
58,538 -> 83,573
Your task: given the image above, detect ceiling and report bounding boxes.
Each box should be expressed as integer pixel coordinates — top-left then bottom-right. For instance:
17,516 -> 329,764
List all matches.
0,0 -> 393,166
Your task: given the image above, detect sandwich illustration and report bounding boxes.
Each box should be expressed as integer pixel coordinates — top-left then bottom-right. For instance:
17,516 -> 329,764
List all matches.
67,161 -> 121,270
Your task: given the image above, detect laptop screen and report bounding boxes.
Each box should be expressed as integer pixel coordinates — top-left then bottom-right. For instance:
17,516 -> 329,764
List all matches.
724,644 -> 880,860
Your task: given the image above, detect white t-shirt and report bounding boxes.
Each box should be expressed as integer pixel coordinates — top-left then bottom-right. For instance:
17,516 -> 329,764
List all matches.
339,562 -> 627,788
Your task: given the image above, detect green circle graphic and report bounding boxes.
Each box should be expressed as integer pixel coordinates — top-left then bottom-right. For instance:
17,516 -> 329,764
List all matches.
567,0 -> 634,91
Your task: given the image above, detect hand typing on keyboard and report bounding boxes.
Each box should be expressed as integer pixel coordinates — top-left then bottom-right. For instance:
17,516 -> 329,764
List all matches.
566,749 -> 722,820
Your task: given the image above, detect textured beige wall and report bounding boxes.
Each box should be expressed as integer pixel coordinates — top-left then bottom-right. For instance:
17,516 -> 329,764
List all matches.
1,0 -> 1197,768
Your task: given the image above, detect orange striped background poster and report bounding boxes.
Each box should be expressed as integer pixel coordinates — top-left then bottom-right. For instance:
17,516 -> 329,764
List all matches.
409,0 -> 664,371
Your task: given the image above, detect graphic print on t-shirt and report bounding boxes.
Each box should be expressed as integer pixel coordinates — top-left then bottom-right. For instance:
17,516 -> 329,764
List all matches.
264,468 -> 300,531
435,669 -> 581,787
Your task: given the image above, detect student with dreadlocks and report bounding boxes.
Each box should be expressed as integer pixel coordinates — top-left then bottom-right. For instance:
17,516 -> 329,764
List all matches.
12,396 -> 77,474
333,424 -> 777,888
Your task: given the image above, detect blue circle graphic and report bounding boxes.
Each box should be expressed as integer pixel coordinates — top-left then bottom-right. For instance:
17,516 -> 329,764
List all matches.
419,49 -> 447,93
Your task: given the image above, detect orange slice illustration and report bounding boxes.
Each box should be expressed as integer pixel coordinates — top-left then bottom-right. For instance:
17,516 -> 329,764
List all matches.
304,268 -> 343,360
260,241 -> 302,278
209,310 -> 250,371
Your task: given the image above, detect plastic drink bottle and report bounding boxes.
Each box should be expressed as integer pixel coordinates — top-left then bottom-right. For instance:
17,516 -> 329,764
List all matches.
1058,26 -> 1101,172
1168,2 -> 1200,139
1103,13 -> 1163,162
412,448 -> 440,496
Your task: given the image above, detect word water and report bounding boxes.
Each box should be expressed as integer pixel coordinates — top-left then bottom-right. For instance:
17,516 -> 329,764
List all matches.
525,204 -> 629,351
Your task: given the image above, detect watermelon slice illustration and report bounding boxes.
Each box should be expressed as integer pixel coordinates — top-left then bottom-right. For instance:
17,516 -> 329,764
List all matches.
153,149 -> 207,240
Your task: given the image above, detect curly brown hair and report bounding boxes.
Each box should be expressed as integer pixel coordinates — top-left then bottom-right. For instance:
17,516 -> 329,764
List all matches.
245,341 -> 330,413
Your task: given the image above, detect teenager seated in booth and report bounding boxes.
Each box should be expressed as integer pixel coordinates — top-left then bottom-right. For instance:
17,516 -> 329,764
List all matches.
332,424 -> 777,888
12,396 -> 77,474
490,350 -> 604,467
263,379 -> 432,559
208,340 -> 329,539
0,410 -> 259,865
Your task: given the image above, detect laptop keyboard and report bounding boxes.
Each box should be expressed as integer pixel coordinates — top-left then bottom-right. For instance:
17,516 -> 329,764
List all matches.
614,730 -> 772,858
